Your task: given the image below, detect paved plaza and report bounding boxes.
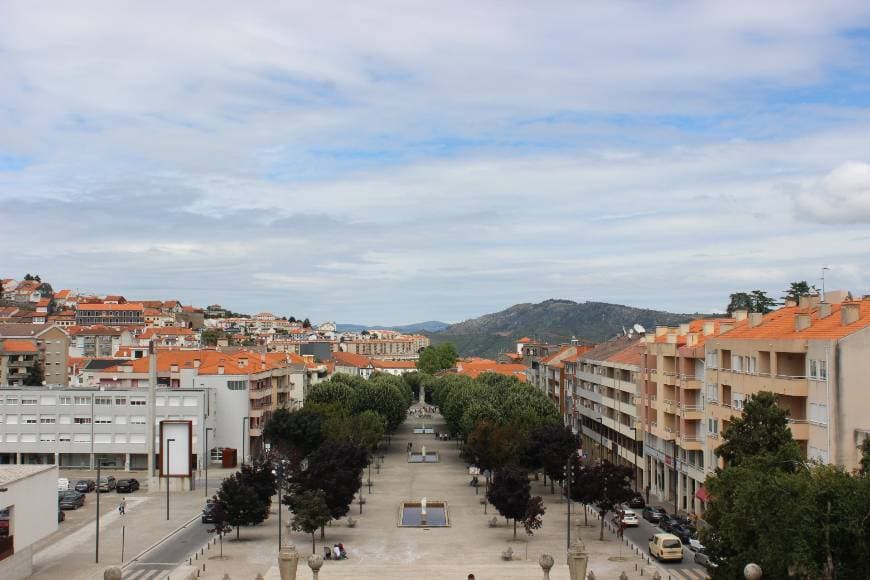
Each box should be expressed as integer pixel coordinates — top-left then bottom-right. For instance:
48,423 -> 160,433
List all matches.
179,406 -> 661,580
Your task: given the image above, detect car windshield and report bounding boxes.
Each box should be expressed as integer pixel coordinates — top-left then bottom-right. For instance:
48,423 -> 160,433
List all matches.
663,540 -> 682,549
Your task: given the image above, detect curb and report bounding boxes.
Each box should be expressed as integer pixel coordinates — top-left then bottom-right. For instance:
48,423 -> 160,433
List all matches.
122,512 -> 201,570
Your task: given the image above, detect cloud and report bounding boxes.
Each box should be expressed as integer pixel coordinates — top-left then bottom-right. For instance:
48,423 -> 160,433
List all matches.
793,161 -> 870,223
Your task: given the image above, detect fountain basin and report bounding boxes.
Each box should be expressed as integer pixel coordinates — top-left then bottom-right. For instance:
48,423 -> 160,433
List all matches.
413,427 -> 435,434
408,451 -> 439,463
399,501 -> 449,527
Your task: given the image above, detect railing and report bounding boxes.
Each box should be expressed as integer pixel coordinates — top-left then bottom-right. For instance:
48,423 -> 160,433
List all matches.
776,374 -> 806,380
681,436 -> 703,442
681,405 -> 703,412
678,374 -> 696,380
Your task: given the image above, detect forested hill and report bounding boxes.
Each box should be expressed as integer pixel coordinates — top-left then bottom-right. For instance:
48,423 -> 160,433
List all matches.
426,299 -> 708,358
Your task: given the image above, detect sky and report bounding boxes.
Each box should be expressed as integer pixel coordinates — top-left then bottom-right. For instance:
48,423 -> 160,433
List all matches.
2,1 -> 870,325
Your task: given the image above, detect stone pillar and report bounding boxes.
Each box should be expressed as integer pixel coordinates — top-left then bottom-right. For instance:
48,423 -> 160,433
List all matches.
419,385 -> 425,404
103,567 -> 122,580
566,539 -> 589,580
278,545 -> 300,580
539,553 -> 554,580
307,554 -> 323,580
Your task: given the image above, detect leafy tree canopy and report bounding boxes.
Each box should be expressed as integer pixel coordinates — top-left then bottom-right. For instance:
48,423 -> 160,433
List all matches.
294,441 -> 369,520
287,489 -> 332,554
238,460 -> 277,506
582,460 -> 635,540
487,464 -> 531,539
727,290 -> 778,314
462,420 -> 527,473
524,424 -> 579,491
416,343 -> 458,374
216,472 -> 270,539
714,391 -> 802,469
782,281 -> 817,303
262,407 -> 326,459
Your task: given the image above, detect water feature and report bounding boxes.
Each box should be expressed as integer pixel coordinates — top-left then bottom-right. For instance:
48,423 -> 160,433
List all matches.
408,445 -> 439,463
399,499 -> 449,527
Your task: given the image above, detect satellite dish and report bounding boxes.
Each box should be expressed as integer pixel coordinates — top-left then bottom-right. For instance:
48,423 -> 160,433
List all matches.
633,324 -> 646,335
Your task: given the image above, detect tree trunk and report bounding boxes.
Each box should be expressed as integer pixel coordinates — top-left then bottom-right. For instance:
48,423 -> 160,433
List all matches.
599,512 -> 605,541
584,505 -> 588,526
236,525 -> 240,540
543,473 -> 547,486
550,478 -> 555,495
219,534 -> 223,558
513,519 -> 517,540
311,532 -> 316,554
320,525 -> 325,539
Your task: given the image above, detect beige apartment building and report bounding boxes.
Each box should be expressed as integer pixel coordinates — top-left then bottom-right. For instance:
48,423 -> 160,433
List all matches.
340,335 -> 429,360
0,324 -> 69,386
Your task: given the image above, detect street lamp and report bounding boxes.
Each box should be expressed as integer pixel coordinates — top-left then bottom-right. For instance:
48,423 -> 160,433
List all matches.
272,460 -> 288,549
241,417 -> 249,466
744,563 -> 763,579
95,458 -> 109,563
596,416 -> 604,462
204,427 -> 214,498
166,438 -> 175,521
629,426 -> 638,493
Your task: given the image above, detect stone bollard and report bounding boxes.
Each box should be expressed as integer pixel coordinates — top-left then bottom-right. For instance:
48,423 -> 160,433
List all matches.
256,574 -> 264,580
103,567 -> 122,580
539,553 -> 554,580
652,572 -> 661,580
222,574 -> 231,580
567,539 -> 590,580
308,554 -> 324,580
620,573 -> 628,580
587,572 -> 595,580
278,544 -> 300,580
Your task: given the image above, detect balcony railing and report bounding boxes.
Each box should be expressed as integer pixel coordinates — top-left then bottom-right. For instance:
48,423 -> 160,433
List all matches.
776,374 -> 806,380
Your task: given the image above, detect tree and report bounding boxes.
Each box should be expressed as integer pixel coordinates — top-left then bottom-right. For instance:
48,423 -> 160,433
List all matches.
715,391 -> 802,469
726,292 -> 753,315
239,461 -> 277,507
782,281 -> 816,303
302,318 -> 311,328
750,290 -> 778,314
462,420 -> 526,476
288,316 -> 296,323
568,456 -> 596,527
860,438 -> 870,476
487,464 -> 531,540
416,343 -> 458,374
201,329 -> 226,346
305,377 -> 360,411
216,472 -> 270,539
522,495 -> 546,536
296,442 -> 369,522
524,424 -> 578,493
288,489 -> 332,554
263,407 -> 325,459
584,461 -> 635,540
24,363 -> 44,386
207,500 -> 233,558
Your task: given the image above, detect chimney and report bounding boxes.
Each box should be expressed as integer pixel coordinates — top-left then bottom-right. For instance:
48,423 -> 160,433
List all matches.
819,303 -> 832,318
784,299 -> 798,307
686,333 -> 698,347
798,295 -> 821,309
749,312 -> 763,327
170,364 -> 178,373
703,322 -> 715,336
238,357 -> 247,368
719,322 -> 734,334
655,326 -> 668,337
841,303 -> 860,325
795,313 -> 811,331
733,309 -> 748,322
679,323 -> 690,335
666,334 -> 677,344
193,358 -> 200,368
217,365 -> 224,375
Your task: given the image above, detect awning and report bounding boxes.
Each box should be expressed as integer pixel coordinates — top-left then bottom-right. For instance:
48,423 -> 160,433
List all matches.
695,485 -> 710,502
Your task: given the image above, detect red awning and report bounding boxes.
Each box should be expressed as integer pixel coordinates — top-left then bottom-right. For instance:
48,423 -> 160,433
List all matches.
695,485 -> 710,502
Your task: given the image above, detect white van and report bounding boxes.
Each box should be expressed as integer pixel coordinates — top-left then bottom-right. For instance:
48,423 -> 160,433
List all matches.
57,477 -> 71,491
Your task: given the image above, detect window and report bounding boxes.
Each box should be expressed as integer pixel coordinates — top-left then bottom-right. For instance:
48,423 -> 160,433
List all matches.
706,384 -> 718,402
40,416 -> 56,424
74,396 -> 90,405
130,433 -> 145,443
59,415 -> 71,424
59,396 -> 72,405
732,355 -> 742,373
115,434 -> 127,443
707,418 -> 719,435
819,360 -> 828,380
733,393 -> 745,411
169,397 -> 180,407
21,398 -> 38,405
748,357 -> 757,374
130,415 -> 146,425
95,416 -> 112,424
156,397 -> 166,407
227,380 -> 246,390
41,396 -> 57,405
5,397 -> 18,405
130,397 -> 146,406
21,434 -> 36,443
809,359 -> 818,379
114,397 -> 127,406
40,434 -> 56,443
183,396 -> 198,407
95,396 -> 112,405
22,415 -> 37,424
59,434 -> 72,442
94,434 -> 111,444
115,416 -> 127,425
74,416 -> 92,424
74,433 -> 91,442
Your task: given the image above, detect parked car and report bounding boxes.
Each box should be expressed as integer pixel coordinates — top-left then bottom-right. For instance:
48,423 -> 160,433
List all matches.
658,516 -> 684,533
648,533 -> 684,562
201,502 -> 216,524
688,537 -> 705,552
75,479 -> 96,493
116,478 -> 140,493
618,509 -> 640,527
671,524 -> 696,545
97,476 -> 117,492
627,494 -> 645,509
57,477 -> 71,491
59,490 -> 86,510
642,506 -> 667,523
694,547 -> 718,569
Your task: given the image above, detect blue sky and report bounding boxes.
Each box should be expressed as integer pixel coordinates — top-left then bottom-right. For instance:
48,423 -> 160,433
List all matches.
2,1 -> 870,325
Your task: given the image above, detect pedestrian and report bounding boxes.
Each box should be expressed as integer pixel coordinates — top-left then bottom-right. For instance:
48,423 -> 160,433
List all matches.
468,574 -> 475,580
119,497 -> 126,515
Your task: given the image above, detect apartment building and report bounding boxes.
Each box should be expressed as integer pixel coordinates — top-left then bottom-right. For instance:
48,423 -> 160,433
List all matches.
704,296 -> 870,475
75,303 -> 144,326
332,352 -> 418,378
0,324 -> 69,386
639,319 -> 733,515
340,335 -> 430,360
68,326 -> 135,358
569,337 -> 645,489
0,386 -> 210,470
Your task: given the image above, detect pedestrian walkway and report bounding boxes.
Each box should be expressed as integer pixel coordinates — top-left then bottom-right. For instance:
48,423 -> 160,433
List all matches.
186,404 -> 656,579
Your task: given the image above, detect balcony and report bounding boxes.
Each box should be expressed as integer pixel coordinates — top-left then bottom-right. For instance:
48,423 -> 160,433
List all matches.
787,419 -> 810,440
662,373 -> 678,386
662,399 -> 680,414
677,435 -> 705,451
679,376 -> 702,390
680,405 -> 704,420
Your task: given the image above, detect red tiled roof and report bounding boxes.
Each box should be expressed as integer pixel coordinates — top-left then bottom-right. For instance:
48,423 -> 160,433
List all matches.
717,302 -> 870,340
333,351 -> 373,368
1,339 -> 38,353
76,303 -> 144,312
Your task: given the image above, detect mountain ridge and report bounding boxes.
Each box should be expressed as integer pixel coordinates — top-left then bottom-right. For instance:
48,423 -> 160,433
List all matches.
336,320 -> 449,333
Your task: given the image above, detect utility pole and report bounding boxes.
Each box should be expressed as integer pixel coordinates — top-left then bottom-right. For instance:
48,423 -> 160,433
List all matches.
204,427 -> 214,498
166,438 -> 175,520
821,266 -> 830,302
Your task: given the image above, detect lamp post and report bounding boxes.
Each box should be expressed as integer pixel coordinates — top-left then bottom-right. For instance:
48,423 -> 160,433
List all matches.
629,426 -> 638,493
597,416 -> 604,462
241,417 -> 249,466
273,460 -> 287,549
204,427 -> 214,498
95,458 -> 108,563
166,438 -> 175,521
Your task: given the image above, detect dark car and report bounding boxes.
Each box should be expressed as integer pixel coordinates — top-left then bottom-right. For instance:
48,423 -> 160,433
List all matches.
201,502 -> 216,524
694,548 -> 718,569
659,516 -> 683,533
627,494 -> 645,509
642,506 -> 667,522
116,478 -> 140,493
59,490 -> 86,510
671,524 -> 696,545
75,479 -> 96,493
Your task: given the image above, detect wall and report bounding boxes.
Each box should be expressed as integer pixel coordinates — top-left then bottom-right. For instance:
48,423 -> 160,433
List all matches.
0,465 -> 57,560
837,327 -> 870,471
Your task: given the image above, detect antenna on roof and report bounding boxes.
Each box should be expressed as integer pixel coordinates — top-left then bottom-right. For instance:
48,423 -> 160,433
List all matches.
621,326 -> 627,336
633,324 -> 646,335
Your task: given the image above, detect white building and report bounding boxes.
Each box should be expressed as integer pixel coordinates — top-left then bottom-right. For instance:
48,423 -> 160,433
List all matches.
0,465 -> 58,580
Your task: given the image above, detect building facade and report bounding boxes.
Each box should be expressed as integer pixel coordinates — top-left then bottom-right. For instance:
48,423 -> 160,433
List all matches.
75,303 -> 144,326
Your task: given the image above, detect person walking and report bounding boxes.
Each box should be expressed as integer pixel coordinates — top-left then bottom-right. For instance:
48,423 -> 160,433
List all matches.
118,497 -> 126,515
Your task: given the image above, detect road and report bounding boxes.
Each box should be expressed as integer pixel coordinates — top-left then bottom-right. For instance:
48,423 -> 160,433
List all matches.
621,512 -> 710,580
123,514 -> 212,580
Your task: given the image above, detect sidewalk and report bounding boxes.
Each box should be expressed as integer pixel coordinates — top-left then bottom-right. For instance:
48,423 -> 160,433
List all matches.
175,406 -> 655,579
